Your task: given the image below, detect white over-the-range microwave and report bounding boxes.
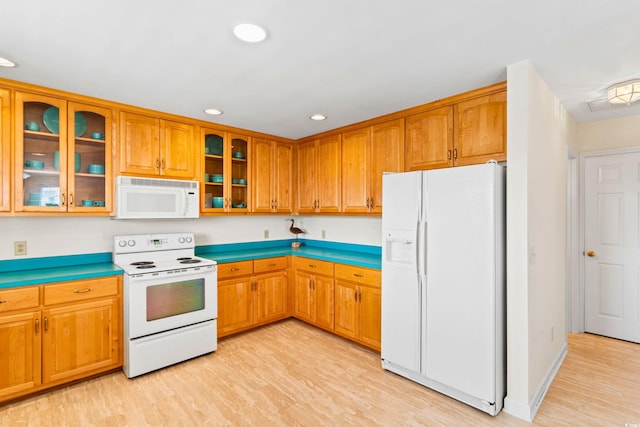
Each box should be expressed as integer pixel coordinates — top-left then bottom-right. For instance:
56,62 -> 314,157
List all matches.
115,176 -> 199,219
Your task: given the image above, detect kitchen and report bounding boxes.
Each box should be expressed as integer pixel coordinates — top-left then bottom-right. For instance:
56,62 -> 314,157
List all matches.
2,1 -> 640,424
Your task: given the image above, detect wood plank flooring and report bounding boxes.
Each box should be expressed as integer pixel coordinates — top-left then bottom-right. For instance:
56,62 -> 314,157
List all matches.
1,320 -> 639,426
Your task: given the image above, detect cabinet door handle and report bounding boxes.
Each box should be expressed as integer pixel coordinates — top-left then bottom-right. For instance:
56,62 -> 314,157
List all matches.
353,273 -> 364,278
448,149 -> 452,161
73,288 -> 94,294
161,159 -> 165,170
274,200 -> 278,209
35,318 -> 39,335
61,193 -> 66,206
453,148 -> 458,160
69,193 -> 74,206
156,159 -> 160,169
0,300 -> 7,304
44,317 -> 48,332
354,289 -> 358,301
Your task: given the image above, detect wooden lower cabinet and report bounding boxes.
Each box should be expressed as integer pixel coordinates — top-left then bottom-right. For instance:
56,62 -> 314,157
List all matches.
0,311 -> 41,400
333,264 -> 381,351
0,276 -> 122,404
217,257 -> 289,338
293,270 -> 334,330
292,257 -> 335,330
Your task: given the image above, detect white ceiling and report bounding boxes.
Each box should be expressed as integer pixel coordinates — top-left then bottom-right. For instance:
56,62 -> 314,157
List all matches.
1,0 -> 640,140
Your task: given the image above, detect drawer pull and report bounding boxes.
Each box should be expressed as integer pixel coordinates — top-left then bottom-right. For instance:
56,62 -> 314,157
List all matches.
73,288 -> 94,294
268,263 -> 276,267
353,273 -> 364,278
0,300 -> 7,304
308,264 -> 316,268
229,268 -> 240,272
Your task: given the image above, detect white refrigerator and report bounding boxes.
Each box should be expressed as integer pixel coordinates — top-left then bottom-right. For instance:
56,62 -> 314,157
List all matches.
381,162 -> 505,415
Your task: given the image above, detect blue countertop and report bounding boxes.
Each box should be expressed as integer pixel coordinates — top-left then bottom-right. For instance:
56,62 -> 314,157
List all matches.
0,252 -> 123,289
197,239 -> 382,270
0,240 -> 381,290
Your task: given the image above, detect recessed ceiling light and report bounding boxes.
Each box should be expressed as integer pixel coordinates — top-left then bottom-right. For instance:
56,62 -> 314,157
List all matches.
233,23 -> 268,43
309,114 -> 327,121
204,108 -> 223,115
0,57 -> 18,68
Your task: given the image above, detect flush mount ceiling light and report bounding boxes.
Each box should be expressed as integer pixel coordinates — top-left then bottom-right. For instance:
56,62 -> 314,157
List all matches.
204,108 -> 223,115
607,79 -> 640,105
0,56 -> 18,68
309,113 -> 327,121
233,23 -> 268,43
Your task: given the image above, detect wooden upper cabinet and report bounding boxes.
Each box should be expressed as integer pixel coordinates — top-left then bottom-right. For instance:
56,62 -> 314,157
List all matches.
342,119 -> 404,214
341,127 -> 370,214
369,119 -> 404,213
274,142 -> 293,213
453,91 -> 506,166
251,138 -> 292,213
0,88 -> 10,212
160,120 -> 196,178
119,112 -> 196,179
119,111 -> 159,176
296,135 -> 341,214
405,106 -> 453,171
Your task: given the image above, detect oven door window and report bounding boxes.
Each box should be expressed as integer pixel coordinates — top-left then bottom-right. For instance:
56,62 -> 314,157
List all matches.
147,278 -> 205,321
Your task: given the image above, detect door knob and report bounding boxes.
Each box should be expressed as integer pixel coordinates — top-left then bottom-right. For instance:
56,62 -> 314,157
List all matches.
586,250 -> 596,257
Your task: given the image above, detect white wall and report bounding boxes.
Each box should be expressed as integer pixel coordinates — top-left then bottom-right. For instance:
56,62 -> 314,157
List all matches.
0,215 -> 381,260
504,60 -> 573,421
577,114 -> 640,152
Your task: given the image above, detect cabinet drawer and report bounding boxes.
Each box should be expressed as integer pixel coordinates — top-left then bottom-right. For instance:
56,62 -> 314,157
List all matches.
217,260 -> 254,279
334,264 -> 381,287
0,286 -> 40,313
294,257 -> 334,276
253,257 -> 288,274
44,277 -> 120,306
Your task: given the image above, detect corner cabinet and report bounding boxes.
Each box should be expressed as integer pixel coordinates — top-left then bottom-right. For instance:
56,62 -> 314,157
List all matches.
296,135 -> 341,214
293,257 -> 335,331
119,111 -> 196,179
14,92 -> 113,214
201,128 -> 250,213
251,138 -> 293,213
0,88 -> 10,212
0,276 -> 122,404
341,119 -> 404,214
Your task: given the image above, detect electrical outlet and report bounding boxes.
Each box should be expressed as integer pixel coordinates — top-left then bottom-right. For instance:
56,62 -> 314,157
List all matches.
14,241 -> 27,256
264,229 -> 269,239
321,230 -> 327,239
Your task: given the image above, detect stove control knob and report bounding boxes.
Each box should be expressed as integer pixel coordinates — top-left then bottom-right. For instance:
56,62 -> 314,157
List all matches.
128,240 -> 136,247
118,240 -> 127,248
178,237 -> 185,244
186,236 -> 193,243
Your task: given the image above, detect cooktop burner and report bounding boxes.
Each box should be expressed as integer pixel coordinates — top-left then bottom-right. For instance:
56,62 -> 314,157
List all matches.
136,264 -> 156,269
131,261 -> 154,266
179,259 -> 202,264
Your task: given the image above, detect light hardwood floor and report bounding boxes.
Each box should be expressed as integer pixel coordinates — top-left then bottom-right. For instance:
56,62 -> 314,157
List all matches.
1,320 -> 639,426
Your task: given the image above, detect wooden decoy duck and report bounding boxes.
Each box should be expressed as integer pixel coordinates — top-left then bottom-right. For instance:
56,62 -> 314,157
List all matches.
287,219 -> 305,238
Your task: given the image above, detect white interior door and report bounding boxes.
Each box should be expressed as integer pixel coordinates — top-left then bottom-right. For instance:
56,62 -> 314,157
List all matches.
584,153 -> 640,343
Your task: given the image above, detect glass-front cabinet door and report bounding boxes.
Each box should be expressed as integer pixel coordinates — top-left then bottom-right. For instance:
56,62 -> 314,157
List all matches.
201,128 -> 249,213
67,102 -> 112,213
15,92 -> 112,213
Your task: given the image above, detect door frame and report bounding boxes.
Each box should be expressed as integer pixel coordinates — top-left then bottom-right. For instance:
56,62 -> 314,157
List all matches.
577,146 -> 640,333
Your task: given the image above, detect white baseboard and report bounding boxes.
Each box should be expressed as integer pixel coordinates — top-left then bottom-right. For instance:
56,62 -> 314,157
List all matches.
504,342 -> 568,422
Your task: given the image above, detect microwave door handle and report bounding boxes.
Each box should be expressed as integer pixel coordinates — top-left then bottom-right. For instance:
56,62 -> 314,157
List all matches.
184,190 -> 189,215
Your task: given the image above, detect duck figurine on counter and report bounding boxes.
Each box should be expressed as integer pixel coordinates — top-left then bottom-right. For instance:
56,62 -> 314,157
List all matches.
287,219 -> 305,248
